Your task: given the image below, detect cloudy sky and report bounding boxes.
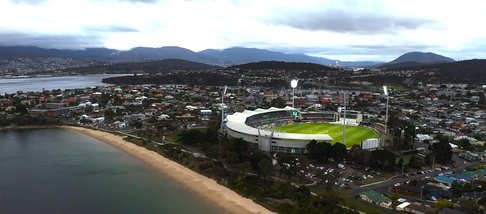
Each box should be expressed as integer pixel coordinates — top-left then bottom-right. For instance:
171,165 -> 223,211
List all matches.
1,0 -> 485,61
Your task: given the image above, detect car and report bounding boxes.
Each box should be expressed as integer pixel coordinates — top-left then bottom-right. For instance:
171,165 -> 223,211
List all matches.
394,183 -> 401,187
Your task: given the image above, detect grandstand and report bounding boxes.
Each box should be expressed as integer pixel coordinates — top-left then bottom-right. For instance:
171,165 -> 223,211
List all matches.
337,110 -> 363,125
300,111 -> 337,123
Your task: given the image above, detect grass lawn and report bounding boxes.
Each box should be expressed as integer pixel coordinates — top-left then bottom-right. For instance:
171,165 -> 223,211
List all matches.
272,123 -> 380,148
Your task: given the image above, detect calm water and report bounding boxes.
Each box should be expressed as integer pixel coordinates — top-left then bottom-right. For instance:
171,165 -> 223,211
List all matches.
0,129 -> 219,214
0,74 -> 129,94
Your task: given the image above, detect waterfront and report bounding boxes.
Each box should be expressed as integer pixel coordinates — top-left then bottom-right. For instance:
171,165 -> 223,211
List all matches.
0,128 -> 220,214
0,74 -> 129,94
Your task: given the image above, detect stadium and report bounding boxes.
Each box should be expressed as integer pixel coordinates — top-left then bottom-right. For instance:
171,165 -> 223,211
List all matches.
223,107 -> 380,154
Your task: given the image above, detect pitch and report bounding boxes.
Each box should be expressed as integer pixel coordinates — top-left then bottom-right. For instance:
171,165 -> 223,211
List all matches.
272,123 -> 380,147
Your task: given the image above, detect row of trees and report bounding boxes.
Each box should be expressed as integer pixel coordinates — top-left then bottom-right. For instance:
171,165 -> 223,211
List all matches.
306,140 -> 347,162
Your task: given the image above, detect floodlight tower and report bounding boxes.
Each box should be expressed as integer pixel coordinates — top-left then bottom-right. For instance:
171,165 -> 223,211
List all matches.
342,91 -> 347,145
383,85 -> 389,135
221,86 -> 227,130
290,79 -> 298,108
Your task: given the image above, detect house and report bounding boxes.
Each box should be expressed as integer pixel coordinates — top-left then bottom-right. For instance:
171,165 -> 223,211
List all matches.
439,208 -> 466,214
462,191 -> 486,202
157,114 -> 170,120
108,121 -> 127,129
358,190 -> 392,208
435,176 -> 457,187
200,109 -> 212,121
404,203 -> 438,214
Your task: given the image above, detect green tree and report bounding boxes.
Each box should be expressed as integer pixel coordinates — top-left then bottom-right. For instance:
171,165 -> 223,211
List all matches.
479,92 -> 486,105
370,149 -> 396,172
270,97 -> 287,108
331,142 -> 347,162
15,103 -> 28,114
458,199 -> 483,214
424,154 -> 433,166
177,129 -> 204,145
408,155 -> 424,169
432,140 -> 452,164
257,158 -> 274,180
451,181 -> 463,197
349,145 -> 364,164
434,199 -> 453,210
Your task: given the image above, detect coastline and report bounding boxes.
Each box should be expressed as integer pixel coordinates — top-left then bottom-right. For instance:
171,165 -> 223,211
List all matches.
0,125 -> 61,131
62,126 -> 274,214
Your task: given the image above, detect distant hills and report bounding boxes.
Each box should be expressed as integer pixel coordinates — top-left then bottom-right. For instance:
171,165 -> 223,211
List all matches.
65,58 -> 219,74
384,59 -> 486,83
0,45 -> 382,67
228,61 -> 337,71
380,52 -> 455,69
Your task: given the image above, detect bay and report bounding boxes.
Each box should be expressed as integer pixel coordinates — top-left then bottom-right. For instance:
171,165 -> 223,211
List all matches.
0,129 -> 219,214
0,74 -> 129,94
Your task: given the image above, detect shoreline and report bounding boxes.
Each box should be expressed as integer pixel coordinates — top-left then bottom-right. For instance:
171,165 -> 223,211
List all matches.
62,126 -> 274,214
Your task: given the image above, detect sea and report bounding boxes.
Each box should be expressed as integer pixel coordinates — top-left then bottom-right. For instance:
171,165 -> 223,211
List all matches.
0,74 -> 129,94
0,128 -> 220,214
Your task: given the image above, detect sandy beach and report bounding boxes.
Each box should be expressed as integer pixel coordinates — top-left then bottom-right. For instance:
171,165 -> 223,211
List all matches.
63,126 -> 274,214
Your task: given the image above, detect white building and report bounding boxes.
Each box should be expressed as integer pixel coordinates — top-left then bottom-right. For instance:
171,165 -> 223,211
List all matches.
224,107 -> 333,154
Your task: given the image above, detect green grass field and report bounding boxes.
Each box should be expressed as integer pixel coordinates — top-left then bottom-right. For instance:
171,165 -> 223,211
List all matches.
272,123 -> 380,147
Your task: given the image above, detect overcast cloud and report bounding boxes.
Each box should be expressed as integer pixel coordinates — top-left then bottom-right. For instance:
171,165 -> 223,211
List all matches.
0,0 -> 485,61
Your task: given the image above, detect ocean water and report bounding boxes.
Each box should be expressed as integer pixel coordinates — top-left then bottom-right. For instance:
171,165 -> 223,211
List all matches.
0,129 -> 219,214
0,74 -> 129,94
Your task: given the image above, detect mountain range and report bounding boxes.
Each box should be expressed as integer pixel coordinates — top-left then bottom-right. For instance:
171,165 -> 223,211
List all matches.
0,45 -> 381,67
0,45 -> 461,69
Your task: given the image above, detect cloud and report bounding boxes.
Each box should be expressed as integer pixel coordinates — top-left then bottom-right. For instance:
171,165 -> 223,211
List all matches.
84,26 -> 139,33
8,0 -> 46,4
119,0 -> 158,3
0,32 -> 103,49
272,9 -> 436,34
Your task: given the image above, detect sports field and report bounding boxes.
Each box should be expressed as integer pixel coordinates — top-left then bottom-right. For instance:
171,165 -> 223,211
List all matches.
272,123 -> 380,147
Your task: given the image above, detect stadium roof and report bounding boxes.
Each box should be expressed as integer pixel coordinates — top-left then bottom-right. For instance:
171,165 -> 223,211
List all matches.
225,106 -> 333,142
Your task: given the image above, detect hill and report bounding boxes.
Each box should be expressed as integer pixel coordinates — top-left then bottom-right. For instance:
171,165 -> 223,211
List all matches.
66,59 -> 219,74
380,52 -> 455,69
228,61 -> 338,71
0,45 -> 383,67
384,59 -> 486,83
200,47 -> 382,67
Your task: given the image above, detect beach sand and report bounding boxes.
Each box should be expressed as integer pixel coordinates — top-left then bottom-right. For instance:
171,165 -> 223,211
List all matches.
63,126 -> 274,214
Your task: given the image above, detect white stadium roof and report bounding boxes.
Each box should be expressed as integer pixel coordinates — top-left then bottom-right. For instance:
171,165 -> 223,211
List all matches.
225,106 -> 333,141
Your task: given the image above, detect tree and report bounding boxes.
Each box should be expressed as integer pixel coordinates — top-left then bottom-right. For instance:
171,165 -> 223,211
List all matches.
15,103 -> 28,114
434,199 -> 453,210
370,150 -> 396,172
479,92 -> 486,105
331,142 -> 347,162
388,193 -> 400,210
239,161 -> 252,177
424,154 -> 433,166
270,97 -> 286,108
458,199 -> 483,214
432,140 -> 452,164
306,140 -> 332,162
257,158 -> 274,180
349,145 -> 364,164
306,140 -> 318,159
451,181 -> 463,197
408,155 -> 424,169
177,129 -> 204,145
